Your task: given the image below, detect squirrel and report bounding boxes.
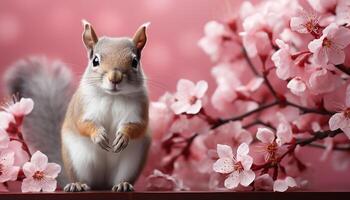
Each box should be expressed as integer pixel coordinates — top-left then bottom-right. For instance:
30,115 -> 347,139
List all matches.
4,20 -> 151,192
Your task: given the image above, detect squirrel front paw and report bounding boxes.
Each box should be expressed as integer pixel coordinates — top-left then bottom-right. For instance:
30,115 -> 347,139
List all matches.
112,132 -> 129,153
91,128 -> 110,151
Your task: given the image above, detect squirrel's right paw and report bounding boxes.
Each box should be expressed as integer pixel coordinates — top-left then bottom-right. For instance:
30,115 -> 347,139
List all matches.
91,128 -> 110,151
112,132 -> 129,153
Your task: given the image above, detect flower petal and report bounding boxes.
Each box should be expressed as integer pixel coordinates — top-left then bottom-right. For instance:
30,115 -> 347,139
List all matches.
217,144 -> 233,159
329,113 -> 347,130
0,150 -> 15,166
256,128 -> 275,143
41,178 -> 57,192
21,178 -> 42,192
44,163 -> 61,178
186,100 -> 202,114
171,101 -> 191,115
194,81 -> 208,98
239,170 -> 255,186
22,162 -> 37,177
30,151 -> 48,171
273,179 -> 288,192
240,155 -> 253,170
176,79 -> 195,98
237,143 -> 249,157
19,98 -> 34,116
213,158 -> 234,174
224,171 -> 240,189
328,47 -> 345,65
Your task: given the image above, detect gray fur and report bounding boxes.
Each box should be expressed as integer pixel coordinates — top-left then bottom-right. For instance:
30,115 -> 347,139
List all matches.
4,57 -> 74,185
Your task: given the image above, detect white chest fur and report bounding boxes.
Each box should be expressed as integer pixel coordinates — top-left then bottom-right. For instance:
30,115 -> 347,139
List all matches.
62,86 -> 149,189
81,87 -> 143,138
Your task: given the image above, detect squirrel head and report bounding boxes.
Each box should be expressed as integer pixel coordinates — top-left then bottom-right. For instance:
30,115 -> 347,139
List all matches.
81,20 -> 149,96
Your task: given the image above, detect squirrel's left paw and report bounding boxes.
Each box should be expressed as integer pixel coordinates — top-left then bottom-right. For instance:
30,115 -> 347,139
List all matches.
91,127 -> 110,151
112,132 -> 129,153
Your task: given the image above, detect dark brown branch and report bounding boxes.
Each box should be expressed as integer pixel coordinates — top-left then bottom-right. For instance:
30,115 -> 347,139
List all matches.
285,101 -> 335,115
297,129 -> 343,146
243,119 -> 277,131
335,64 -> 350,76
242,47 -> 261,77
262,71 -> 279,99
211,101 -> 279,129
306,143 -> 350,151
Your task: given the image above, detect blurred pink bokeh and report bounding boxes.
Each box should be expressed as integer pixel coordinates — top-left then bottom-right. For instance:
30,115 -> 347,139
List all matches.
0,0 -> 349,191
0,0 -> 245,100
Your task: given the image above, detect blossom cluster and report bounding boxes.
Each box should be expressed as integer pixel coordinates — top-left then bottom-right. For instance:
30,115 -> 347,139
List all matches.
145,0 -> 350,192
0,97 -> 61,193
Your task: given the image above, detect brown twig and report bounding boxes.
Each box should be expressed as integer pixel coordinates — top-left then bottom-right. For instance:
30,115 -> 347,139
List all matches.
211,101 -> 279,129
335,64 -> 350,76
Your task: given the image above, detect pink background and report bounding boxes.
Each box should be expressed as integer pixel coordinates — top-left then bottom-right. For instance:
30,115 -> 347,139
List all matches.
0,0 -> 349,191
0,0 -> 244,100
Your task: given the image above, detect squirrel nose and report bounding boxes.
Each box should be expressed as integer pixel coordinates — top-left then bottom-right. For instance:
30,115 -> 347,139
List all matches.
108,70 -> 123,85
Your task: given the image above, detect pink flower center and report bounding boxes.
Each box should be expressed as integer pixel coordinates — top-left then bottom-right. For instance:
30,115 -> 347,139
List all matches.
266,142 -> 278,154
33,171 -> 45,181
189,96 -> 198,105
322,38 -> 332,48
234,161 -> 244,172
344,108 -> 350,119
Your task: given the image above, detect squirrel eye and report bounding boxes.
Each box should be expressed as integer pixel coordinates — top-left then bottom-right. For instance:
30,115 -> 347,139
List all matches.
92,55 -> 100,67
131,57 -> 139,69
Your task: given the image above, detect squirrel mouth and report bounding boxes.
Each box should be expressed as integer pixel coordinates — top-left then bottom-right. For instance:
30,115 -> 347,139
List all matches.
105,87 -> 120,94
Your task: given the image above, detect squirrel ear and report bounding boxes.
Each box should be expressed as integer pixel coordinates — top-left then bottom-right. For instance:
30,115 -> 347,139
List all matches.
82,19 -> 98,50
132,22 -> 150,52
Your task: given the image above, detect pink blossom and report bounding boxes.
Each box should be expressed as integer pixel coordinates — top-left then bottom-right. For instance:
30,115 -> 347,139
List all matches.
171,79 -> 208,115
169,115 -> 210,138
213,143 -> 255,189
308,67 -> 342,94
287,77 -> 307,96
256,123 -> 292,161
0,128 -> 10,148
308,23 -> 350,65
254,174 -> 274,191
0,112 -> 16,132
150,93 -> 174,140
4,98 -> 34,118
21,151 -> 61,192
7,141 -> 29,166
0,150 -> 20,183
146,169 -> 187,191
290,10 -> 321,35
329,85 -> 350,139
205,121 -> 253,151
211,62 -> 262,112
271,39 -> 304,80
198,21 -> 241,62
307,0 -> 337,13
273,176 -> 297,192
336,0 -> 350,27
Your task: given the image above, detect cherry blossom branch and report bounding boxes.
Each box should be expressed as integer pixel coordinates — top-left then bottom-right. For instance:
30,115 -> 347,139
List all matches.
306,143 -> 350,151
335,64 -> 350,76
242,47 -> 261,76
297,129 -> 343,146
243,119 -> 276,131
211,101 -> 279,129
163,133 -> 198,173
252,129 -> 346,172
285,101 -> 334,115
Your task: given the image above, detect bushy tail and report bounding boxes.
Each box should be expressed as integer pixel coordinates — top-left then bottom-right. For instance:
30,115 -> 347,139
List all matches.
4,57 -> 74,185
